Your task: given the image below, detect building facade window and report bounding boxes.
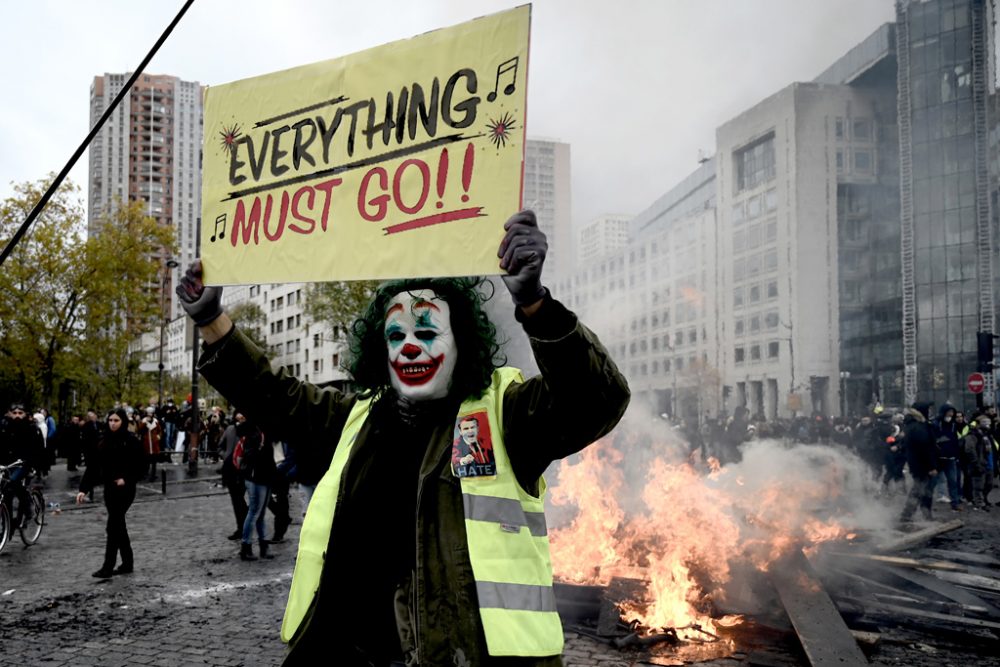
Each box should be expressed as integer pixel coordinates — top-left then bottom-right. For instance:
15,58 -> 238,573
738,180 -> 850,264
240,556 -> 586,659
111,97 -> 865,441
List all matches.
735,133 -> 776,192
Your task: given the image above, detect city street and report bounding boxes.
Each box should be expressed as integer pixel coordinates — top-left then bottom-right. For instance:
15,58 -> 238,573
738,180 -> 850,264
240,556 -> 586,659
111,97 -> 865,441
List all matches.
0,463 -> 291,667
3,462 -> 1000,666
1,463 -> 639,667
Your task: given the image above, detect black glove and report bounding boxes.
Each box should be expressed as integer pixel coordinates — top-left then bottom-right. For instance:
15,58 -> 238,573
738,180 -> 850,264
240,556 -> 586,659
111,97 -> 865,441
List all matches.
498,210 -> 547,306
175,260 -> 224,326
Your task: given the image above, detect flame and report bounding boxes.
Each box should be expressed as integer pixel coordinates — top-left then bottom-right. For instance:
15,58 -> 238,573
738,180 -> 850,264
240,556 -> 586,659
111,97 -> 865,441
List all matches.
679,286 -> 705,307
707,456 -> 721,477
547,446 -> 626,583
548,435 -> 855,637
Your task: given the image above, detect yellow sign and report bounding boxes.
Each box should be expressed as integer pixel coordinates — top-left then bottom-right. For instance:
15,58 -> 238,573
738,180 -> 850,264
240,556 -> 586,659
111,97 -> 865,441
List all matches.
200,5 -> 531,285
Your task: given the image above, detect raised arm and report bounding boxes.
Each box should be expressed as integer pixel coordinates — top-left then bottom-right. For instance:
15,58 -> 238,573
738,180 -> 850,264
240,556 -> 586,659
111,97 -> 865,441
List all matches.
175,261 -> 356,459
495,211 -> 630,490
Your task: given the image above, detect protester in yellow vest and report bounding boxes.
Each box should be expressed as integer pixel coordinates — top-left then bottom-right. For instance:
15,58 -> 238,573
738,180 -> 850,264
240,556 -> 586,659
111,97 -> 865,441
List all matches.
176,210 -> 630,666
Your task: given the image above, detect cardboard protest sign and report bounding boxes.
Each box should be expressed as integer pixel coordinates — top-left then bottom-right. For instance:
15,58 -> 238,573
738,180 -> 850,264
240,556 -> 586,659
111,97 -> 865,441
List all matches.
200,5 -> 530,285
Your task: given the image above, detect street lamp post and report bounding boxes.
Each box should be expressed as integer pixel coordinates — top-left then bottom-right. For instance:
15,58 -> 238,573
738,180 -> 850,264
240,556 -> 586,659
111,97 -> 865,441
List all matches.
780,319 -> 797,417
839,370 -> 851,418
157,259 -> 179,406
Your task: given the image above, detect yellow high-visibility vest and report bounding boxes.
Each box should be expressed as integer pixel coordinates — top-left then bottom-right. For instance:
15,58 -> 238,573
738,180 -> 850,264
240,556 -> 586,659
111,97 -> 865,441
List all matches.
281,367 -> 563,657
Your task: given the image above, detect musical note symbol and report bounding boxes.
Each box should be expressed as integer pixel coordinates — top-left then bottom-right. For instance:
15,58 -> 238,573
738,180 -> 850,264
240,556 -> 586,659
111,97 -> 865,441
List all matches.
210,214 -> 227,242
486,56 -> 519,102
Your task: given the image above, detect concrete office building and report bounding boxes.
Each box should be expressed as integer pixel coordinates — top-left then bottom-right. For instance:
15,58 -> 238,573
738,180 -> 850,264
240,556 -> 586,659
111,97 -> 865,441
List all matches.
815,24 -> 904,413
577,214 -> 632,266
553,158 -> 719,419
220,284 -> 350,388
626,159 -> 720,419
524,139 -> 572,279
716,80 -> 899,418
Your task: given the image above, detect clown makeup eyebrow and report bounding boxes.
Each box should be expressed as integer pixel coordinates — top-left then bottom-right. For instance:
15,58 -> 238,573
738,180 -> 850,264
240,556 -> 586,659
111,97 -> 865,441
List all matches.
412,299 -> 440,312
386,303 -> 404,318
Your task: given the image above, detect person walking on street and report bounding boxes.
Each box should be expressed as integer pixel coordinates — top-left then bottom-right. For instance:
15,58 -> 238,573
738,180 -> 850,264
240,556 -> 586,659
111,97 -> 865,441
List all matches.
267,439 -> 293,544
965,414 -> 996,510
76,408 -> 146,578
932,403 -> 963,511
218,411 -> 248,540
63,415 -> 83,472
81,410 -> 100,469
235,420 -> 276,561
900,401 -> 938,523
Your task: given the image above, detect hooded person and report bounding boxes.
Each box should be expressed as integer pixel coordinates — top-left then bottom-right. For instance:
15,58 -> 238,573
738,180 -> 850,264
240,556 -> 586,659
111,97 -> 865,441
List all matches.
932,402 -> 962,510
965,414 -> 996,510
881,417 -> 907,494
900,400 -> 938,522
175,210 -> 630,666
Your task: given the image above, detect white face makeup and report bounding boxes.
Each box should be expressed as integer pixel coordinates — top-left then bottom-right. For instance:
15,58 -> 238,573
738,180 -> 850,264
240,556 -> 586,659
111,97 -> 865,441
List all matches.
384,289 -> 458,401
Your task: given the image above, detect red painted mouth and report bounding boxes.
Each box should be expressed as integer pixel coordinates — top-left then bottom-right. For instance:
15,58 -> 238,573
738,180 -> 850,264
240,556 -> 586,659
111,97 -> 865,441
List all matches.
391,354 -> 444,386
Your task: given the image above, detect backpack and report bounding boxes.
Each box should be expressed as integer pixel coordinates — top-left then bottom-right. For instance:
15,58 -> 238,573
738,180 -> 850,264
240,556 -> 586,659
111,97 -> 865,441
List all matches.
232,437 -> 246,471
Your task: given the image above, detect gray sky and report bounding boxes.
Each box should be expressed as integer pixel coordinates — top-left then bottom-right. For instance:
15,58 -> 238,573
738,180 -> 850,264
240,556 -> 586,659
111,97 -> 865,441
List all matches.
0,0 -> 895,228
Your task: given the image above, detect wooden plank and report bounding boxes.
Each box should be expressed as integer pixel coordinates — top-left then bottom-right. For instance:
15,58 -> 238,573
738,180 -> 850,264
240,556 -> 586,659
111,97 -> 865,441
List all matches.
921,548 -> 1000,568
770,551 -> 869,667
874,519 -> 964,553
870,593 -> 987,616
829,552 -> 967,572
832,568 -> 932,602
838,596 -> 1000,631
887,566 -> 1000,617
929,570 -> 1000,594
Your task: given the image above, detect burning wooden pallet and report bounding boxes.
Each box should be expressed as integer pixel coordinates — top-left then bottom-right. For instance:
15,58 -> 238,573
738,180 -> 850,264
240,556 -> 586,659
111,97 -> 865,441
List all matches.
555,518 -> 1000,666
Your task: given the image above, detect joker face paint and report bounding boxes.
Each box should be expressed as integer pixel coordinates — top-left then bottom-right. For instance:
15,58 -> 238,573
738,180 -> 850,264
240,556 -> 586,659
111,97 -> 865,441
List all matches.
385,289 -> 457,401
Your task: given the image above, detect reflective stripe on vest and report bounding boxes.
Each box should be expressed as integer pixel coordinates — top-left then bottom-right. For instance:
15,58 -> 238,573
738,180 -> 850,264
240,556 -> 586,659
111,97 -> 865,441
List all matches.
280,367 -> 563,657
280,396 -> 372,643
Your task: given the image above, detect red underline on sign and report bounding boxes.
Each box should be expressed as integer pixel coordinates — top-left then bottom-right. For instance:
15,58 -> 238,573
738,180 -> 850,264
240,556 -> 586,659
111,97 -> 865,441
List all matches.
383,207 -> 486,235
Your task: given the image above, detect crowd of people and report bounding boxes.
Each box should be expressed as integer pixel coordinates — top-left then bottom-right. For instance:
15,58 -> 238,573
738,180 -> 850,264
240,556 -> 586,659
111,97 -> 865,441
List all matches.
675,401 -> 1000,520
0,398 -> 317,573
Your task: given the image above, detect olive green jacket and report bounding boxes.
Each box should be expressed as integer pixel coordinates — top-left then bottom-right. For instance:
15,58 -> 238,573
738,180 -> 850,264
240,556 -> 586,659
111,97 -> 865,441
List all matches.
197,298 -> 630,666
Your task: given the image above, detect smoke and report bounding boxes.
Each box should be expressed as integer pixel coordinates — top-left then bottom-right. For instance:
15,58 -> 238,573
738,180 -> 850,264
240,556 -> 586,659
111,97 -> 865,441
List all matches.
716,438 -> 898,537
543,404 -> 901,597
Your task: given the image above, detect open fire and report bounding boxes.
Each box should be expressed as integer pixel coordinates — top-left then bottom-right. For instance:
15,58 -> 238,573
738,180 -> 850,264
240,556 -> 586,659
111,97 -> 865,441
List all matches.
546,431 -> 866,642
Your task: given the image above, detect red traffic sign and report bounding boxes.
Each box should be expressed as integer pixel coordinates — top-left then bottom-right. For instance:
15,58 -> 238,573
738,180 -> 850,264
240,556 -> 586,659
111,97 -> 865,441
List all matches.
968,372 -> 986,394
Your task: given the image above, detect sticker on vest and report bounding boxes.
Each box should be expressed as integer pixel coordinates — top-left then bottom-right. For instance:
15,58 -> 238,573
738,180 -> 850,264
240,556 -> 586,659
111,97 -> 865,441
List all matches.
451,410 -> 497,478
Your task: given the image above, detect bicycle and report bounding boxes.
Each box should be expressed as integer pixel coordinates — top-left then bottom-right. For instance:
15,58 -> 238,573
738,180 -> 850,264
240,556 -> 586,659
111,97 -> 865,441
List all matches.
0,460 -> 45,552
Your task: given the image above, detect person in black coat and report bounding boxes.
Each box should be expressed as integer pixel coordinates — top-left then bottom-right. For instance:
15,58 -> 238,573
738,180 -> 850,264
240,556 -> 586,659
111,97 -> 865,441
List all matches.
236,420 -> 277,561
218,411 -> 248,540
900,400 -> 938,522
76,408 -> 146,578
0,403 -> 45,526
